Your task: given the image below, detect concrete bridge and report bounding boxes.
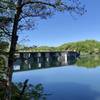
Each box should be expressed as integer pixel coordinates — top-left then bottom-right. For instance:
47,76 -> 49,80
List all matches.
13,51 -> 80,71
15,51 -> 80,63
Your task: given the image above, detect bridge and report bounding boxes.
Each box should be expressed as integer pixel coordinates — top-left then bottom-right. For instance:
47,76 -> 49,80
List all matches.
15,51 -> 80,63
12,51 -> 80,71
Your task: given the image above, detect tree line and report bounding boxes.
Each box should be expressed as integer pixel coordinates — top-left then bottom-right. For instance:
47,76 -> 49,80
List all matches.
16,40 -> 100,55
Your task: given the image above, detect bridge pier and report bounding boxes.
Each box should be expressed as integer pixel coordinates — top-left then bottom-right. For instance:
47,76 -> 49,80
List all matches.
60,52 -> 68,65
64,52 -> 68,64
45,53 -> 50,62
14,51 -> 80,70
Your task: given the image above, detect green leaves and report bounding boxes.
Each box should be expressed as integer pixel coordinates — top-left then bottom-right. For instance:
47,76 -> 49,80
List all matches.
12,82 -> 47,100
59,40 -> 100,54
76,55 -> 100,68
0,41 -> 9,52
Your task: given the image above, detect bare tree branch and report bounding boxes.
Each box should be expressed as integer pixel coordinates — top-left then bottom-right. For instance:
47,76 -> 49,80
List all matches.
0,27 -> 12,37
21,1 -> 56,9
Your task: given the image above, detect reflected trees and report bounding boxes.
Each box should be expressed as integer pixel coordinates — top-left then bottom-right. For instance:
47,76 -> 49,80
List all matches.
76,55 -> 100,68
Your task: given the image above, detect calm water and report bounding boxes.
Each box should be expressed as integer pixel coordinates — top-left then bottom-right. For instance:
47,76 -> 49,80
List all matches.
13,55 -> 100,100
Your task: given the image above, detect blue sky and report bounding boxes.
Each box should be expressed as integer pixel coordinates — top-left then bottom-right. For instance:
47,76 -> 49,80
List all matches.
19,0 -> 100,47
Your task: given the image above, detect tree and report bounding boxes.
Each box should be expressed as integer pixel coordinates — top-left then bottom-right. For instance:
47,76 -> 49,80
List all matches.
0,0 -> 86,100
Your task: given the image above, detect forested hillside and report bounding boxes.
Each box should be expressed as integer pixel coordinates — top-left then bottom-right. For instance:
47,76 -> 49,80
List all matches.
17,40 -> 100,54
58,40 -> 100,54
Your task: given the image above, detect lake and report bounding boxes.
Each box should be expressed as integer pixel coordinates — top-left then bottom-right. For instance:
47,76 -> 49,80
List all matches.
12,55 -> 100,100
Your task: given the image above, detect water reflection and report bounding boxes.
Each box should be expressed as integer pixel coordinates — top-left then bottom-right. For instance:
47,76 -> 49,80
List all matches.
13,56 -> 77,71
13,55 -> 100,71
76,55 -> 100,68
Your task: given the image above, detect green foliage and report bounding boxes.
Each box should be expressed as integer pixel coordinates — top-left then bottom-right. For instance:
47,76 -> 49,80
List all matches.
58,40 -> 100,54
0,82 -> 47,100
0,56 -> 7,80
17,40 -> 100,54
0,57 -> 4,79
0,41 -> 9,52
76,55 -> 100,68
0,57 -> 4,67
18,45 -> 57,52
12,83 -> 47,100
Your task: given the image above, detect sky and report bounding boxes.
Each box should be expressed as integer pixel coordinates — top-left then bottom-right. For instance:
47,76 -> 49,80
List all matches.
18,0 -> 100,47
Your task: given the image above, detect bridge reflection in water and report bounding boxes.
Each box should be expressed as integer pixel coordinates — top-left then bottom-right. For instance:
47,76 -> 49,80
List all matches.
14,51 -> 79,71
